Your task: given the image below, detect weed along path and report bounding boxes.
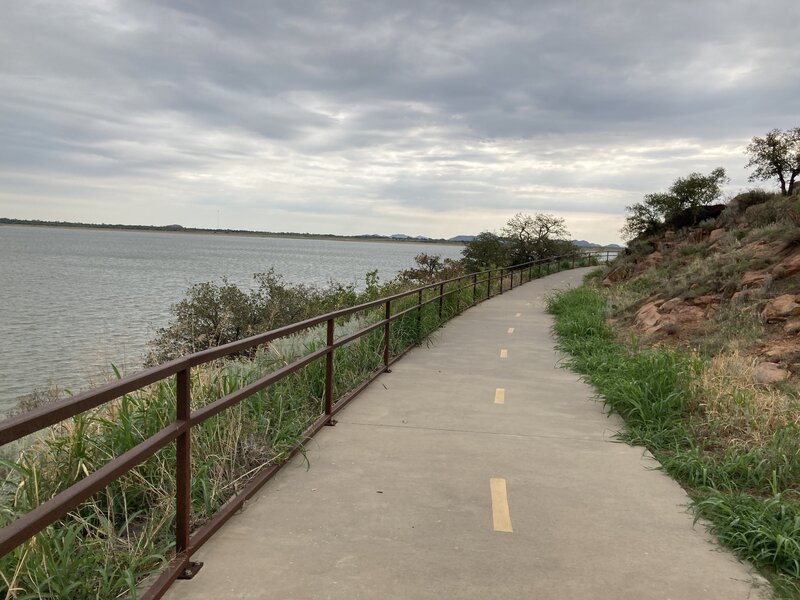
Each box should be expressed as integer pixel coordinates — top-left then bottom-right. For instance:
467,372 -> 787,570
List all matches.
164,268 -> 766,600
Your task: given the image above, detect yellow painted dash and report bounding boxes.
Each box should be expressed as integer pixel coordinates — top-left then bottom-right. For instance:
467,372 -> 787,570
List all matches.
507,327 -> 515,334
500,349 -> 508,358
494,388 -> 505,405
490,478 -> 513,532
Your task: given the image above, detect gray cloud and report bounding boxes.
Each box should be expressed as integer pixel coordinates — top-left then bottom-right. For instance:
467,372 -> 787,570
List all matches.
1,0 -> 798,243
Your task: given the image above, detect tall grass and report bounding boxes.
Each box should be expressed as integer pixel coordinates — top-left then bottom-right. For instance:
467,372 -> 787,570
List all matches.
547,286 -> 800,598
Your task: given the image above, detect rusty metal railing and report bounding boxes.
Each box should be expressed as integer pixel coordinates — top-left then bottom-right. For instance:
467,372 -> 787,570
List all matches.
0,249 -> 610,598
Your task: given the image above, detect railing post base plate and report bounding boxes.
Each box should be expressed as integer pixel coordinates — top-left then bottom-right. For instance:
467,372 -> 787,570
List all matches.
325,419 -> 338,427
178,561 -> 204,580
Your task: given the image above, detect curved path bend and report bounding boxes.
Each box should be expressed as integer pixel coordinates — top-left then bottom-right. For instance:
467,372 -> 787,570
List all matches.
165,268 -> 767,600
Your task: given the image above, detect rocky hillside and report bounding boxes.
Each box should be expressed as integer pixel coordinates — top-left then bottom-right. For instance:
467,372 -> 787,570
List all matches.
599,191 -> 800,386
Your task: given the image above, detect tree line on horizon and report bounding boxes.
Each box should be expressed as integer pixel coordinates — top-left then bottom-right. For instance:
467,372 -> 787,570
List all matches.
146,210 -> 576,362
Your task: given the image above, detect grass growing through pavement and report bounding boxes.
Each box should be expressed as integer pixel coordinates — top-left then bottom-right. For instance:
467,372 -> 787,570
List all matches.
547,286 -> 800,599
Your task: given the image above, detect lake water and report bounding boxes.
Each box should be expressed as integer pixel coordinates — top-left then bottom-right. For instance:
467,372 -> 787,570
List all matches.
0,226 -> 463,414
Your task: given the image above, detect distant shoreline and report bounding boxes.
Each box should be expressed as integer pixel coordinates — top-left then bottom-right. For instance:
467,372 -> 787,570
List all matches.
0,218 -> 465,246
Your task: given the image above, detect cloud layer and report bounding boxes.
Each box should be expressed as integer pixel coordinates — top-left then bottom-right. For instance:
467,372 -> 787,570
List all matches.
2,1 -> 798,243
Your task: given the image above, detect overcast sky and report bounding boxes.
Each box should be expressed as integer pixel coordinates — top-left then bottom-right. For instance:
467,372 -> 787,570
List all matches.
1,1 -> 798,244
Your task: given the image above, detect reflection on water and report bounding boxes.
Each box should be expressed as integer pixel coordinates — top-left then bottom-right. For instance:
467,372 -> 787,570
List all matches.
0,226 -> 463,413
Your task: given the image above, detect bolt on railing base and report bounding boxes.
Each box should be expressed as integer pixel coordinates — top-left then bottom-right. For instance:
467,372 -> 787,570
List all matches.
178,561 -> 203,580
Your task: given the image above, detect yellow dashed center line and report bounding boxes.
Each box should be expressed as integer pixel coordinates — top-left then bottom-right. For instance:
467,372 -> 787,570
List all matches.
507,327 -> 514,334
500,349 -> 508,358
490,478 -> 513,532
494,388 -> 505,404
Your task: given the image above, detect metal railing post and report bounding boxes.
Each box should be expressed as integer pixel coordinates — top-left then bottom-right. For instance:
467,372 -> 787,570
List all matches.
438,282 -> 444,321
176,367 -> 201,578
383,300 -> 391,371
455,278 -> 460,313
510,268 -> 514,290
487,269 -> 492,298
325,318 -> 334,419
499,269 -> 504,294
416,289 -> 423,342
472,273 -> 477,305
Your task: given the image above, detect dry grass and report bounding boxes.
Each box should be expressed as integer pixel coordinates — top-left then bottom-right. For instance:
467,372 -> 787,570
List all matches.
695,302 -> 765,357
692,351 -> 800,450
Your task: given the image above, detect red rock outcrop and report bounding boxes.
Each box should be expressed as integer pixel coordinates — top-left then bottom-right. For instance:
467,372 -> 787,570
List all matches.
633,297 -> 706,336
753,362 -> 790,385
772,251 -> 800,280
709,228 -> 726,243
762,295 -> 800,322
740,271 -> 767,288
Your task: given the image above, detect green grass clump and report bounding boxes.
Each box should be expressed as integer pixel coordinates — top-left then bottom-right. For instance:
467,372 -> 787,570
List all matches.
696,492 -> 800,597
548,287 -> 695,447
547,286 -> 800,597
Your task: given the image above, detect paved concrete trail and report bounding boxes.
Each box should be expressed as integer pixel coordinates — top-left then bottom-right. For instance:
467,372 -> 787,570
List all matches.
165,268 -> 767,600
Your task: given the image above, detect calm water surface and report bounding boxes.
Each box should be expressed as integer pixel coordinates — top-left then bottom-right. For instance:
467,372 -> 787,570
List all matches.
0,226 -> 463,413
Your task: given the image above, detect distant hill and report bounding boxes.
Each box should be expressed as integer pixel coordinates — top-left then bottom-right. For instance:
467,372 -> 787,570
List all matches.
1,219 -> 462,244
1,218 -> 622,248
572,239 -> 625,249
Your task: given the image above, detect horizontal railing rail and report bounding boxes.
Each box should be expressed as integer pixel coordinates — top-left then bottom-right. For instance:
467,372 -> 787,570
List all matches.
0,248 -> 616,598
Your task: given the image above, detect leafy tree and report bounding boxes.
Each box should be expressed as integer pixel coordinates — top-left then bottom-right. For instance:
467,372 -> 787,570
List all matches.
745,127 -> 800,196
621,168 -> 727,240
621,197 -> 663,241
147,279 -> 259,362
667,167 -> 728,223
398,253 -> 462,283
461,214 -> 571,269
147,269 -> 360,363
502,212 -> 570,264
461,232 -> 508,271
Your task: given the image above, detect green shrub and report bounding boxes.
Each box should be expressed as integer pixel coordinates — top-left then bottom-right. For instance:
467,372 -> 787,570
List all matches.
744,196 -> 797,229
719,189 -> 774,227
147,261 -> 447,364
696,493 -> 800,595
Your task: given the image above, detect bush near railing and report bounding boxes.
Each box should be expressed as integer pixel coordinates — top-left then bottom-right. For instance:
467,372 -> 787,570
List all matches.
0,252 -> 604,600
